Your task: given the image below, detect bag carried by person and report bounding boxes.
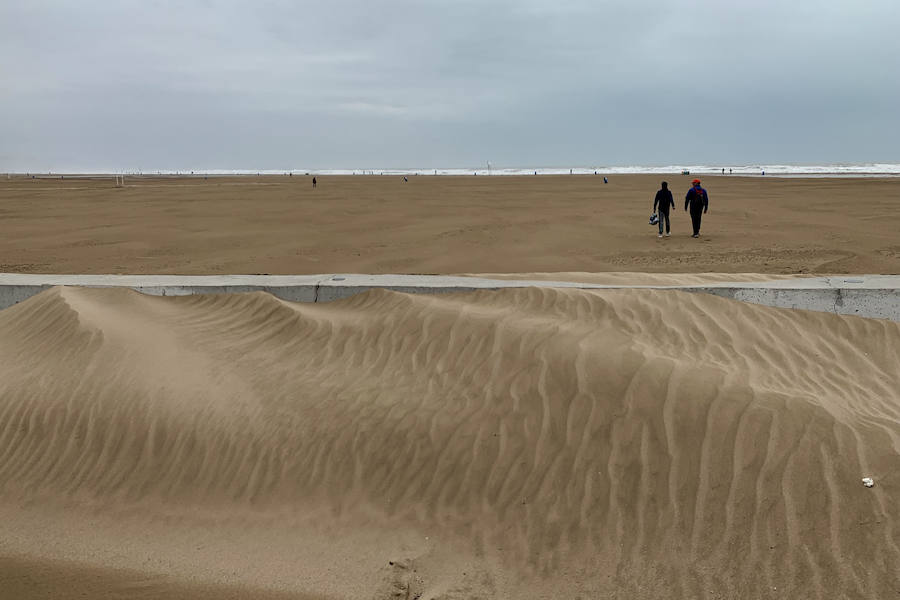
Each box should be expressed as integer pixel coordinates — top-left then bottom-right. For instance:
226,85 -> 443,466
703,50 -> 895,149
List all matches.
649,213 -> 659,225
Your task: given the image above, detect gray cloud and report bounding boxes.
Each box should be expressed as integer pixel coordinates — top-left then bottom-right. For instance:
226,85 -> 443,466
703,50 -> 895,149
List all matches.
1,0 -> 898,170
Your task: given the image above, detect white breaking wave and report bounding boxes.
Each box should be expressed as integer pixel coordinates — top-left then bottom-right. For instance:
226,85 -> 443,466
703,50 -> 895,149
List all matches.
310,163 -> 900,177
22,163 -> 900,177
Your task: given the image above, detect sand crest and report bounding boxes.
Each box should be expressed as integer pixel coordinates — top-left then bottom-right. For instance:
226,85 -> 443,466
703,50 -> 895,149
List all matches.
0,286 -> 898,598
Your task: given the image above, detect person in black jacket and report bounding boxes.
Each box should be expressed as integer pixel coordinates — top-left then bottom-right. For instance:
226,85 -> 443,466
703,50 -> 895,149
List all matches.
652,181 -> 675,237
684,179 -> 709,237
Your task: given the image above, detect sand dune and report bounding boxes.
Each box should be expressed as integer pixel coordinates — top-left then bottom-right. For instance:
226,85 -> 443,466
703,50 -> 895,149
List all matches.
1,286 -> 899,598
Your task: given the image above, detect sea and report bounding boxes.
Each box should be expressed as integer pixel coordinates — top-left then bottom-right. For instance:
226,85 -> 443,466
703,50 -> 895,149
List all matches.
26,164 -> 900,177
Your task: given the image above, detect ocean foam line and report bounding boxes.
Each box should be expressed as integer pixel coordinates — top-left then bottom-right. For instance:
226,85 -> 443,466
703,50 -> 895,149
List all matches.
9,163 -> 900,177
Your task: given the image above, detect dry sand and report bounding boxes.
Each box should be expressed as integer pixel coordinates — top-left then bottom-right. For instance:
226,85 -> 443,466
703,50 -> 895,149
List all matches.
1,174 -> 899,275
1,285 -> 898,598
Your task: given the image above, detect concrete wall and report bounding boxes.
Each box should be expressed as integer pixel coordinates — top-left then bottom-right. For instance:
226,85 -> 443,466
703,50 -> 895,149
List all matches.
1,274 -> 898,322
699,287 -> 900,322
0,285 -> 52,311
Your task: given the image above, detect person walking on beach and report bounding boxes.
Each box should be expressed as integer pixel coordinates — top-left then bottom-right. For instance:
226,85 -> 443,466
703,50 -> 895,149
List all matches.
312,176 -> 317,189
684,179 -> 709,237
653,181 -> 675,238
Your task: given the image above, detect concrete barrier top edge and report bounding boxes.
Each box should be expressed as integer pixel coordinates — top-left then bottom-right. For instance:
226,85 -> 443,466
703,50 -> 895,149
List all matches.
0,273 -> 898,290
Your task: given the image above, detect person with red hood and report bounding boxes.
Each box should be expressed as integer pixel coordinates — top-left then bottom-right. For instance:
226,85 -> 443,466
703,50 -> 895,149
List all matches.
684,178 -> 709,237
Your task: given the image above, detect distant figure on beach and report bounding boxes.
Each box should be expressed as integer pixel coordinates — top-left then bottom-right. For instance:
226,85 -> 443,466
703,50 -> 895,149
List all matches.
653,181 -> 675,238
312,177 -> 317,189
684,179 -> 709,238
603,177 -> 608,184
722,168 -> 725,174
729,168 -> 732,174
403,176 -> 408,182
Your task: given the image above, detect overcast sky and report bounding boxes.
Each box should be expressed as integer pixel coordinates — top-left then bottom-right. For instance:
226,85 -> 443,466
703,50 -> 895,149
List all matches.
2,0 -> 898,171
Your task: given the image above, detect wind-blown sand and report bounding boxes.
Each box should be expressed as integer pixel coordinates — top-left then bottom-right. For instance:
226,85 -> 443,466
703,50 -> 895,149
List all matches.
1,285 -> 898,598
1,174 -> 899,275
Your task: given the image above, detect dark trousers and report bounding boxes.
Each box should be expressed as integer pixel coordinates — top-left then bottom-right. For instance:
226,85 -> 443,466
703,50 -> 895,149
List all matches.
657,210 -> 670,234
690,208 -> 703,235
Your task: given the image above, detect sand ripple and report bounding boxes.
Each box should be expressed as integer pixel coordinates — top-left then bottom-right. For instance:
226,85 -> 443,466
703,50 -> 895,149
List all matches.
0,286 -> 898,598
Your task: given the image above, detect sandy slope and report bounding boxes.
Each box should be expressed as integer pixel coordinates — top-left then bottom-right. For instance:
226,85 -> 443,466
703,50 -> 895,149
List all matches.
0,286 -> 899,599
